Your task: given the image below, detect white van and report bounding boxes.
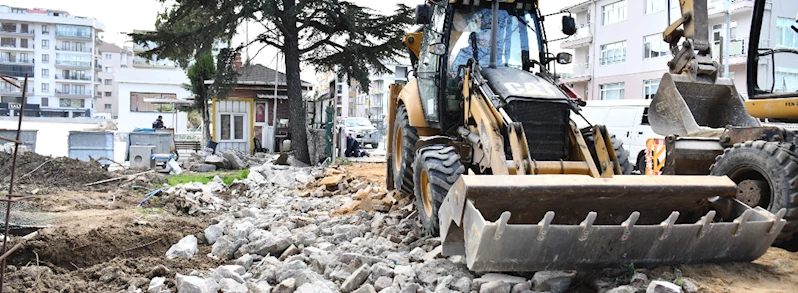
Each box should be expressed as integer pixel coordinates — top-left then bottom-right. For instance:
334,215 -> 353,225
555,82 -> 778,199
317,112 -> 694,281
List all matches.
571,100 -> 661,171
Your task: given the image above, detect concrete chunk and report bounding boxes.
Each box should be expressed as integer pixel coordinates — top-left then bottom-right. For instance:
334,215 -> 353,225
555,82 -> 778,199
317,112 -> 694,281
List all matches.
646,281 -> 684,293
341,264 -> 371,293
165,235 -> 198,259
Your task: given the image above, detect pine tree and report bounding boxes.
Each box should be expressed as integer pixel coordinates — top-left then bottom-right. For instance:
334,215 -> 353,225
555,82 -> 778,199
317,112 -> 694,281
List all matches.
133,0 -> 412,164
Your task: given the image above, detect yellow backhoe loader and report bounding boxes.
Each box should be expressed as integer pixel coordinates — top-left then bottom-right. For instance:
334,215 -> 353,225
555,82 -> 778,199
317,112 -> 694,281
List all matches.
649,0 -> 798,246
385,0 -> 785,271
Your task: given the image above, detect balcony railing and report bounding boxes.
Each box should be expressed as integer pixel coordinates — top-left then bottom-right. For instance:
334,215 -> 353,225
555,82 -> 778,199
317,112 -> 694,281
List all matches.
0,43 -> 34,49
55,60 -> 92,68
0,28 -> 34,35
55,89 -> 91,96
55,32 -> 92,39
55,74 -> 91,81
55,45 -> 92,53
0,57 -> 34,65
0,86 -> 34,94
568,63 -> 591,78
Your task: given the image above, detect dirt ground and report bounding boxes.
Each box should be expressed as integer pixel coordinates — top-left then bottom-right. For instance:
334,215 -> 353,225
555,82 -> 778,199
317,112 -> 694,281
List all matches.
0,187 -> 220,292
0,160 -> 795,292
345,162 -> 387,185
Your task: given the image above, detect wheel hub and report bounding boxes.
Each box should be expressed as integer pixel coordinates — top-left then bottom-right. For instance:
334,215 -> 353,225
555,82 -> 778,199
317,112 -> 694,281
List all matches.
419,169 -> 433,217
736,179 -> 768,208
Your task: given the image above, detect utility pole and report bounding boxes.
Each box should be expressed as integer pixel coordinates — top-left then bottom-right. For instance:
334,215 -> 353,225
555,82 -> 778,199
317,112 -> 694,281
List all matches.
724,0 -> 731,78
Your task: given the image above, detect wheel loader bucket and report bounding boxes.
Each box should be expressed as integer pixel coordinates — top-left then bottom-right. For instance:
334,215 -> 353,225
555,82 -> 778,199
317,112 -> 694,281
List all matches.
648,73 -> 760,137
439,175 -> 786,271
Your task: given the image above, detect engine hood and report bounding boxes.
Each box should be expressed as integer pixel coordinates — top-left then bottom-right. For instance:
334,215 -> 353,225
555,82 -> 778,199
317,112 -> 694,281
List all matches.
480,67 -> 570,102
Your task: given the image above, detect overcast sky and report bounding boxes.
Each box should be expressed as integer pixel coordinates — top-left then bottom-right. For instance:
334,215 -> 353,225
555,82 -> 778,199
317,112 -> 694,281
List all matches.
18,0 -> 584,83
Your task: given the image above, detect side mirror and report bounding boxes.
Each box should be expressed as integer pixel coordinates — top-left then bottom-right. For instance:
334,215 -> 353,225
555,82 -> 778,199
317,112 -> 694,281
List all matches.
562,15 -> 577,36
416,5 -> 432,25
556,52 -> 573,65
428,43 -> 446,56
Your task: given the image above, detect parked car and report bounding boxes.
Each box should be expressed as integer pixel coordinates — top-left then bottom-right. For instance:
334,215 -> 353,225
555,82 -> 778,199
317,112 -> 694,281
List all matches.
343,117 -> 380,148
571,99 -> 661,171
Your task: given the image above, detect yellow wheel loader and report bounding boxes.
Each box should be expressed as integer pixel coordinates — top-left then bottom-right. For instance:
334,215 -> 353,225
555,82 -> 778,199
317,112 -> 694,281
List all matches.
385,0 -> 785,271
649,0 -> 798,246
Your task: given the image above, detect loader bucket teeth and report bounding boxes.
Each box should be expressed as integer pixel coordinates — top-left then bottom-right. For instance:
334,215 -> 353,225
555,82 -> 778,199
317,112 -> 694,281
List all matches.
648,73 -> 760,137
439,175 -> 786,271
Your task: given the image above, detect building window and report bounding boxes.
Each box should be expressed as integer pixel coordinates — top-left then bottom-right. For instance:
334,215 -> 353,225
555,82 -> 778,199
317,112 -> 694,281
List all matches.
600,83 -> 625,100
220,114 -> 245,140
41,39 -> 48,49
104,79 -> 112,85
0,38 -> 14,48
55,24 -> 91,39
644,79 -> 660,99
20,39 -> 28,49
41,98 -> 48,107
777,18 -> 798,48
11,9 -> 25,14
774,68 -> 798,93
41,83 -> 49,93
644,34 -> 669,59
105,67 -> 112,72
105,54 -> 112,60
41,25 -> 49,34
602,0 -> 627,26
1,23 -> 15,33
42,54 -> 49,64
42,68 -> 48,78
645,0 -> 666,14
105,91 -> 112,97
104,104 -> 112,110
130,92 -> 176,112
59,98 -> 85,108
600,41 -> 626,65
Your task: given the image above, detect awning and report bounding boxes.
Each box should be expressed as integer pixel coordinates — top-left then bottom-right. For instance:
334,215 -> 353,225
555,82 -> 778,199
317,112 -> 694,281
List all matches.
143,98 -> 193,105
256,94 -> 288,99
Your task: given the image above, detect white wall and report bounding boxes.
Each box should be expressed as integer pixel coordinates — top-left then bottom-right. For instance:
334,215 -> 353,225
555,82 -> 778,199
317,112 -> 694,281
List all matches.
116,67 -> 191,133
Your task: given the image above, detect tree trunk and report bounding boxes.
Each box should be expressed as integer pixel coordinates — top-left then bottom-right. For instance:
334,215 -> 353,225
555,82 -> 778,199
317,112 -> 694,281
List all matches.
283,0 -> 311,164
202,99 -> 212,144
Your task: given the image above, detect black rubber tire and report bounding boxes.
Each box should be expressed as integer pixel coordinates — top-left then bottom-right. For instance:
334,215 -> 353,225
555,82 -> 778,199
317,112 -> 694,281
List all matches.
413,145 -> 464,237
583,132 -> 633,175
390,105 -> 419,194
710,140 -> 798,244
636,152 -> 646,173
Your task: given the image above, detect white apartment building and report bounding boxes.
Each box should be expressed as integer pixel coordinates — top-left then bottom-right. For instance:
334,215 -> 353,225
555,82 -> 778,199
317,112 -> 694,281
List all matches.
360,62 -> 411,126
115,40 -> 189,133
560,0 -> 798,101
0,5 -> 104,117
95,42 -> 125,118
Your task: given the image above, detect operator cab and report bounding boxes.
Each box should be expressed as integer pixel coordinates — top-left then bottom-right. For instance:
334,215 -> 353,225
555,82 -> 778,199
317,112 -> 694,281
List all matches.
411,0 -> 577,133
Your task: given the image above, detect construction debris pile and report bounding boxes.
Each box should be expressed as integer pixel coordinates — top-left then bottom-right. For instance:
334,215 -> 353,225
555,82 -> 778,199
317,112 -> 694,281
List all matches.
0,147 -> 111,188
185,150 -> 278,173
145,162 -> 700,293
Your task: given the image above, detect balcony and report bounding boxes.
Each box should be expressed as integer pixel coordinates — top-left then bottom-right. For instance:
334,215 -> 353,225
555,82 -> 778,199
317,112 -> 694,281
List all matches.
0,57 -> 34,65
711,37 -> 763,65
55,32 -> 92,40
0,28 -> 34,36
55,45 -> 92,53
55,60 -> 92,69
133,58 -> 177,68
708,0 -> 755,18
0,43 -> 34,51
560,63 -> 592,83
561,24 -> 592,49
55,74 -> 92,82
0,86 -> 34,96
55,88 -> 91,97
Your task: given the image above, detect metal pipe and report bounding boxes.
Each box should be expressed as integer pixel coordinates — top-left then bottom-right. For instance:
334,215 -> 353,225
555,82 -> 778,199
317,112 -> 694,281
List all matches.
489,0 -> 499,68
273,53 -> 279,152
458,127 -> 481,146
724,0 -> 731,78
0,74 -> 28,292
667,0 -> 671,24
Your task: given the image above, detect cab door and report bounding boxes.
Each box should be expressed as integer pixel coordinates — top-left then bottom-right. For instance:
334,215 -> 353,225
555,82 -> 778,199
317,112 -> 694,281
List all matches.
416,4 -> 447,126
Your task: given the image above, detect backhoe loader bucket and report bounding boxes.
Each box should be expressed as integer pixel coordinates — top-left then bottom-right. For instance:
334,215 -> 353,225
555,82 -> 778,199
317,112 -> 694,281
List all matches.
648,73 -> 760,137
439,174 -> 786,271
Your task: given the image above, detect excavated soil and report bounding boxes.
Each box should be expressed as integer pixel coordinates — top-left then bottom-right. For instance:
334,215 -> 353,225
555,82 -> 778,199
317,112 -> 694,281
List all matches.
343,162 -> 386,185
0,151 -> 111,189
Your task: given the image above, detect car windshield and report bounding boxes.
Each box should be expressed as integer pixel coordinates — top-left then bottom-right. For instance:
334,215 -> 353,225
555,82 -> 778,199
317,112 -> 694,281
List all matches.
448,8 -> 540,78
346,118 -> 372,127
